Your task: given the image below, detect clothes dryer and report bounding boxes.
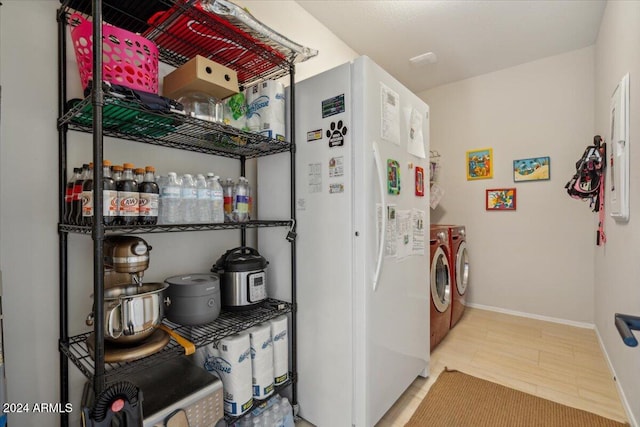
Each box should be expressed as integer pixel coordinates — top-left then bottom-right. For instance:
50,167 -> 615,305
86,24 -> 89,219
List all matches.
429,225 -> 452,351
448,225 -> 469,328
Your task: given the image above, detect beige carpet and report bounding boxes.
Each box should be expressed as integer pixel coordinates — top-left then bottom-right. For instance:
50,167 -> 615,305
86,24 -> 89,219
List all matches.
406,368 -> 629,427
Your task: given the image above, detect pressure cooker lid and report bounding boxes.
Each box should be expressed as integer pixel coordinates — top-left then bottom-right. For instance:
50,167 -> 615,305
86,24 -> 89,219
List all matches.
213,247 -> 268,272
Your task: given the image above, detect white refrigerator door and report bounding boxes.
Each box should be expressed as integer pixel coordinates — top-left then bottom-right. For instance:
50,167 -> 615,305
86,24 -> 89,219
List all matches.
351,56 -> 430,427
293,62 -> 355,426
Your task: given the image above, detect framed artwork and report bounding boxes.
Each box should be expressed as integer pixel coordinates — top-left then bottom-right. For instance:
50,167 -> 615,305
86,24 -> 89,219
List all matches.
387,159 -> 400,195
513,156 -> 550,182
415,166 -> 425,196
466,148 -> 493,180
486,188 -> 516,210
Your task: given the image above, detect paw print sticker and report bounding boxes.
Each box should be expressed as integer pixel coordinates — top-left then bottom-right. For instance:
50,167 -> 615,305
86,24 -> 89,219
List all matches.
327,120 -> 348,148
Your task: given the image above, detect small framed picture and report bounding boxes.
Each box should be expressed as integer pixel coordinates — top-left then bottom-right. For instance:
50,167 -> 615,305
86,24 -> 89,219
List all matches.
415,166 -> 425,196
466,148 -> 493,180
387,159 -> 401,195
513,156 -> 550,182
486,188 -> 516,210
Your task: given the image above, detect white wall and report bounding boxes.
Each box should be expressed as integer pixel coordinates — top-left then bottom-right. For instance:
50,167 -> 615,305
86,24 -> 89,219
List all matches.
419,47 -> 596,323
594,2 -> 640,426
0,1 -> 356,426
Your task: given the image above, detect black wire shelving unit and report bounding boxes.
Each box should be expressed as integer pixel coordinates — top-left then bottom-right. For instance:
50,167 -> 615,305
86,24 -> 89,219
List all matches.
57,0 -> 310,425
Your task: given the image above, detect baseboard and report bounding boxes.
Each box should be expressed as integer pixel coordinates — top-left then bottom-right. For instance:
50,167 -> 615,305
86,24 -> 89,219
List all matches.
466,302 -> 595,329
594,326 -> 638,427
468,302 -> 636,425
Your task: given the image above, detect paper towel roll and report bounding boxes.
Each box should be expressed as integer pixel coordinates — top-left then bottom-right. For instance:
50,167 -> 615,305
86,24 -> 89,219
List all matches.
245,83 -> 262,132
248,323 -> 274,399
270,315 -> 289,386
200,333 -> 253,416
258,80 -> 286,142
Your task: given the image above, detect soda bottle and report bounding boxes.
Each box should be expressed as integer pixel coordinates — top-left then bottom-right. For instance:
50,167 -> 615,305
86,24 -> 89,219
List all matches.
160,172 -> 181,224
195,174 -> 211,223
102,160 -> 118,226
222,178 -> 235,222
117,162 -> 139,226
208,175 -> 225,224
180,174 -> 197,224
71,163 -> 90,225
139,166 -> 159,225
233,177 -> 250,222
64,167 -> 81,224
80,163 -> 94,226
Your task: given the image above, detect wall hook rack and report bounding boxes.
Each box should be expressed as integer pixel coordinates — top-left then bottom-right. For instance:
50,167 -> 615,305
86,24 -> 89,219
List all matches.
614,313 -> 640,347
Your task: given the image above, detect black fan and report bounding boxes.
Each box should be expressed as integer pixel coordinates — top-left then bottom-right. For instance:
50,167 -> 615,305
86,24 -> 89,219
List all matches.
82,381 -> 144,427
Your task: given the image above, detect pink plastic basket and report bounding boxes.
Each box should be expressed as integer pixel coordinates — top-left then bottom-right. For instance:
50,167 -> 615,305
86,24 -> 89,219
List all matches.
69,13 -> 159,93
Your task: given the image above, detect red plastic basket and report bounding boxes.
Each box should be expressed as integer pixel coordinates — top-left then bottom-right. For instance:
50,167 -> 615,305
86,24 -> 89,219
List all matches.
69,13 -> 159,93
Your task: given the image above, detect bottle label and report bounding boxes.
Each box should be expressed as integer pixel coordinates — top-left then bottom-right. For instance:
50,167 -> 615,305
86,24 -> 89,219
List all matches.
104,190 -> 118,217
162,187 -> 180,199
212,189 -> 223,199
197,188 -> 210,199
139,193 -> 159,217
81,190 -> 93,217
118,191 -> 139,217
181,188 -> 197,199
72,183 -> 83,201
224,196 -> 233,214
235,195 -> 249,213
65,187 -> 73,202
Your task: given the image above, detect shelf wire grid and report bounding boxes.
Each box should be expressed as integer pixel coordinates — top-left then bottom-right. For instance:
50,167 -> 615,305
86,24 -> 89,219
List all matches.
59,220 -> 293,235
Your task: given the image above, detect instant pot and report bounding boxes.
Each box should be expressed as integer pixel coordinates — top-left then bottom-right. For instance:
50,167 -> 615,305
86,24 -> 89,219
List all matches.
212,247 -> 268,310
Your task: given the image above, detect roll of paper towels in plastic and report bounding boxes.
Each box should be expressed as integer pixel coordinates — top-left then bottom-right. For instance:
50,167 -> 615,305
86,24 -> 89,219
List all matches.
258,80 -> 285,142
198,332 -> 253,416
223,92 -> 249,131
270,315 -> 289,386
245,83 -> 262,132
248,323 -> 274,399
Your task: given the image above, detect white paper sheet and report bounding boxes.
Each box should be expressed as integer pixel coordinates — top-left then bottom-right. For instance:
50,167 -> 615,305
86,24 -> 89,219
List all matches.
308,162 -> 322,193
412,208 -> 426,255
396,210 -> 412,260
405,107 -> 426,158
430,183 -> 445,209
380,83 -> 400,145
385,204 -> 398,257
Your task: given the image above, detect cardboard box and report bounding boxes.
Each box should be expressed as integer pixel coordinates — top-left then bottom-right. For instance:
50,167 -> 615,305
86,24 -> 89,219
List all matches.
162,56 -> 239,100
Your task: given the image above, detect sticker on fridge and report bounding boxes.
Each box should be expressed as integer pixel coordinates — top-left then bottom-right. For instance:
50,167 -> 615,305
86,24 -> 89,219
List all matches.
322,94 -> 345,118
380,83 -> 400,145
415,166 -> 425,197
329,183 -> 344,194
308,163 -> 322,194
329,156 -> 344,178
307,129 -> 323,142
327,120 -> 347,148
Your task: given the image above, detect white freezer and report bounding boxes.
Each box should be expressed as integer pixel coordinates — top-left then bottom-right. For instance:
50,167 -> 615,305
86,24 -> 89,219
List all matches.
258,56 -> 430,426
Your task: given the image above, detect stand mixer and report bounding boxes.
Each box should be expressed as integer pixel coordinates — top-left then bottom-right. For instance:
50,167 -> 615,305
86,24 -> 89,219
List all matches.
103,236 -> 152,286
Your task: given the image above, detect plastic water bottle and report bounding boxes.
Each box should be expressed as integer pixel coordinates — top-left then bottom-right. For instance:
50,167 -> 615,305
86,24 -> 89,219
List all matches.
233,177 -> 250,222
222,178 -> 235,222
271,402 -> 284,427
281,397 -> 294,427
208,174 -> 225,223
180,174 -> 197,223
195,173 -> 211,223
160,172 -> 181,224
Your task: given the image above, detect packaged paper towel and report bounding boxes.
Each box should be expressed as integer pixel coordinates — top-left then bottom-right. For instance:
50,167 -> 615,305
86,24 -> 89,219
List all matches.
248,323 -> 274,399
223,91 -> 249,131
196,332 -> 253,416
245,83 -> 262,132
270,315 -> 289,386
257,80 -> 286,142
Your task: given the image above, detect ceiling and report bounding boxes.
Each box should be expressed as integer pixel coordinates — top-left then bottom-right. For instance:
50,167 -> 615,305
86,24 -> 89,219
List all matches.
295,0 -> 606,93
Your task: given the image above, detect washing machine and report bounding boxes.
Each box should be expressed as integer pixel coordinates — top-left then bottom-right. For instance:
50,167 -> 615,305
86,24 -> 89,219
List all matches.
429,225 -> 452,351
448,225 -> 469,328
